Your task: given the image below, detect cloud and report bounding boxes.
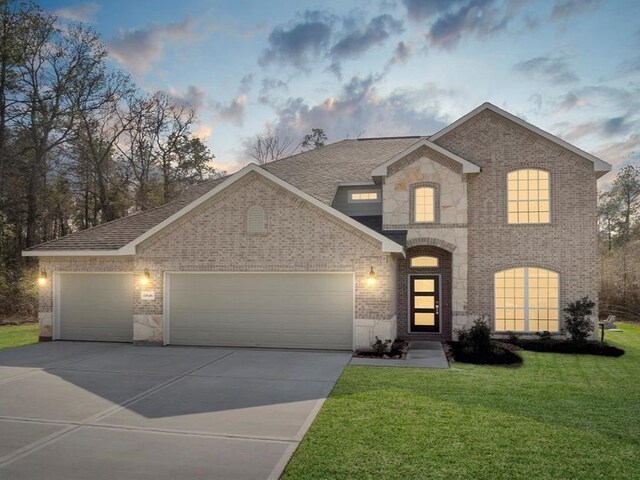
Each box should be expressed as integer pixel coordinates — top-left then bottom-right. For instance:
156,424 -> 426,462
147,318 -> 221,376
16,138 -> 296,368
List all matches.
550,0 -> 601,20
330,15 -> 404,60
239,74 -> 254,94
513,55 -> 579,84
554,92 -> 589,113
561,115 -> 637,143
259,10 -> 335,69
259,10 -> 404,72
108,19 -> 197,76
169,85 -> 208,112
258,78 -> 289,104
215,95 -> 247,127
195,124 -> 213,140
594,133 -> 640,170
266,74 -> 450,142
55,2 -> 100,23
390,41 -> 412,65
401,0 -> 452,21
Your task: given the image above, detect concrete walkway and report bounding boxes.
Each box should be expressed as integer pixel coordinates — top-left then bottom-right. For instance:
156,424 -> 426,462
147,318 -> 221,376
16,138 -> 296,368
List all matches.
0,342 -> 351,480
350,341 -> 449,368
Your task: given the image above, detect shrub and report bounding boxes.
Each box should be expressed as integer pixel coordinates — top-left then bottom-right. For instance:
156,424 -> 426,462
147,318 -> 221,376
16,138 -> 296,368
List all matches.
506,331 -> 519,345
536,331 -> 554,350
451,316 -> 522,365
564,296 -> 596,346
458,315 -> 493,355
371,336 -> 391,356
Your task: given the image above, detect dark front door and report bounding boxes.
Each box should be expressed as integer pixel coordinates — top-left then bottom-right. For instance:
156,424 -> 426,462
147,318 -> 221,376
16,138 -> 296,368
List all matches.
410,275 -> 440,332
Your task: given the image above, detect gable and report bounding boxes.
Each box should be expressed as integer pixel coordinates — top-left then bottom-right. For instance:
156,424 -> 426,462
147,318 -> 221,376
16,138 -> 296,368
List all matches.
430,102 -> 611,176
138,172 -> 389,264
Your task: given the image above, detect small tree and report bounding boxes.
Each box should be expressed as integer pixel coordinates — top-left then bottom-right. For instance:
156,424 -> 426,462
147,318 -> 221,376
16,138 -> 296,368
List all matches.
301,128 -> 327,150
563,296 -> 595,345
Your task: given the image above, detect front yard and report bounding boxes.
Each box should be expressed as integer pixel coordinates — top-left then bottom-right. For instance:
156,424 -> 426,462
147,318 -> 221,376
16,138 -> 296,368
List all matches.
283,324 -> 640,479
0,323 -> 39,350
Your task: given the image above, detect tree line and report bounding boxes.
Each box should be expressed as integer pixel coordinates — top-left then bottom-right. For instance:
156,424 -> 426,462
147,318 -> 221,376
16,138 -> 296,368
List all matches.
0,1 -> 219,317
597,165 -> 640,321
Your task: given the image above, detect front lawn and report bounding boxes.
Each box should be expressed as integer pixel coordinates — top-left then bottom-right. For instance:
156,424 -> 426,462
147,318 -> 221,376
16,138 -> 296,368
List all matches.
283,324 -> 640,479
0,323 -> 39,351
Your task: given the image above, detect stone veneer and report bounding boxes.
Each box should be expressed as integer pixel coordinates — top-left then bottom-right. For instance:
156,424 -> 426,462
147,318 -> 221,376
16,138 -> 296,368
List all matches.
38,172 -> 400,348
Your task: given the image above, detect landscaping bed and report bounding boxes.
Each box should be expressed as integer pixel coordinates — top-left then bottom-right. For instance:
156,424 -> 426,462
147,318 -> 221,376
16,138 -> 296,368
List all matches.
446,340 -> 523,365
504,338 -> 625,357
353,338 -> 408,359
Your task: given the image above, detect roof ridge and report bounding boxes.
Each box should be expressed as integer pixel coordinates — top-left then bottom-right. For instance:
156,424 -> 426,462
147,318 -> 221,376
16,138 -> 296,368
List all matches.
260,138 -> 352,169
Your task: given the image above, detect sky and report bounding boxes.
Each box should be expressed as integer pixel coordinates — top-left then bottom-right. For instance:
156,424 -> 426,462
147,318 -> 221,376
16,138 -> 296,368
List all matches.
41,0 -> 640,185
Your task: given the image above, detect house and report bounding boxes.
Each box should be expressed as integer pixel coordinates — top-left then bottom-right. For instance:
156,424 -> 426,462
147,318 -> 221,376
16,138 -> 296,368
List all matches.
23,103 -> 611,350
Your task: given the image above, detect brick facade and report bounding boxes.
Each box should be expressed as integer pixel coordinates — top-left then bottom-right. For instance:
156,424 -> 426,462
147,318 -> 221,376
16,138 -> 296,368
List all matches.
434,109 -> 599,331
38,172 -> 399,347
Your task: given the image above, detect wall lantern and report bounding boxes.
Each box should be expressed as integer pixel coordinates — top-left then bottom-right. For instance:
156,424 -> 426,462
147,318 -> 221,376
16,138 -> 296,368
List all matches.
139,269 -> 151,286
37,269 -> 48,287
366,266 -> 377,286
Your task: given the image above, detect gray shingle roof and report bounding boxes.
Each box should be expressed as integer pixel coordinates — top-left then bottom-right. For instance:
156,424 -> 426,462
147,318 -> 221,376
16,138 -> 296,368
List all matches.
27,137 -> 422,252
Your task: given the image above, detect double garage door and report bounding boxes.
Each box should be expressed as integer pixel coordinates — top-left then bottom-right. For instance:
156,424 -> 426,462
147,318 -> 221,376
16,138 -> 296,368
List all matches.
57,272 -> 354,350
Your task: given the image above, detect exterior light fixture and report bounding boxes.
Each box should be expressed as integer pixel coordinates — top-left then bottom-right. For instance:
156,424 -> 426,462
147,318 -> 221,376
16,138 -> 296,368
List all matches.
37,269 -> 48,287
140,269 -> 151,286
366,266 -> 377,286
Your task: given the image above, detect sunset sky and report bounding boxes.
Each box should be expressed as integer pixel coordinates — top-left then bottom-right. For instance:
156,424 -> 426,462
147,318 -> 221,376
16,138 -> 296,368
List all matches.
40,0 -> 640,183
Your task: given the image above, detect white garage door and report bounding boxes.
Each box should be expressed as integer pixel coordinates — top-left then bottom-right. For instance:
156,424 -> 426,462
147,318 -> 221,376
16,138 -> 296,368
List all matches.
57,273 -> 133,342
167,273 -> 354,350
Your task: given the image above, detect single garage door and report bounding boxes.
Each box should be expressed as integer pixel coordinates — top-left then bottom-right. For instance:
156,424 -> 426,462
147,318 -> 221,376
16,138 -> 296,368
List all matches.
58,273 -> 133,342
168,273 -> 353,350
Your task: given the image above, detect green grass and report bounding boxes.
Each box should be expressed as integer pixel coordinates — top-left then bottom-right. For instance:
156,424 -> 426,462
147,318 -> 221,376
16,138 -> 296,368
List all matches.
0,323 -> 39,351
283,324 -> 640,480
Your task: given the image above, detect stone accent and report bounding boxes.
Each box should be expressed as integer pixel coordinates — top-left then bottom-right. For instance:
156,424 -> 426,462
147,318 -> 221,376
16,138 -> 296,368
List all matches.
383,150 -> 468,227
38,312 -> 52,340
133,314 -> 163,345
354,316 -> 397,348
435,109 -> 599,331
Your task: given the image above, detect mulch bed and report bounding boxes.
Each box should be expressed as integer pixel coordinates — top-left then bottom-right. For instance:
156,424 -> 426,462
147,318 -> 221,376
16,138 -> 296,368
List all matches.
353,339 -> 409,359
446,341 -> 523,366
505,339 -> 625,357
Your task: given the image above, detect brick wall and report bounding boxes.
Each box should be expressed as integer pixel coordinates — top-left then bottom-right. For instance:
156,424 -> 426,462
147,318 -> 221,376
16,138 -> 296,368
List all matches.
38,172 -> 399,346
434,109 -> 599,330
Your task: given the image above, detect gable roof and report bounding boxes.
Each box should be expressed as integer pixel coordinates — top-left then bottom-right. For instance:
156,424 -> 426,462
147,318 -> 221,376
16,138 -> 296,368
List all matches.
429,102 -> 612,174
25,163 -> 405,256
24,137 -> 420,255
370,138 -> 481,177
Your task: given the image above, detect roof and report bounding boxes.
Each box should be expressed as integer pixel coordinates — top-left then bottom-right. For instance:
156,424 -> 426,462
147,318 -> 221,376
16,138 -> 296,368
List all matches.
26,163 -> 406,255
370,138 -> 481,177
24,138 -> 420,254
429,102 -> 612,175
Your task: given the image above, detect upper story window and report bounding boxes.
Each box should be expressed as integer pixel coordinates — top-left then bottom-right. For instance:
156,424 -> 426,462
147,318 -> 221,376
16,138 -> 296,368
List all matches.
414,186 -> 435,223
247,206 -> 266,234
349,190 -> 379,202
507,169 -> 550,224
495,267 -> 559,332
410,256 -> 439,268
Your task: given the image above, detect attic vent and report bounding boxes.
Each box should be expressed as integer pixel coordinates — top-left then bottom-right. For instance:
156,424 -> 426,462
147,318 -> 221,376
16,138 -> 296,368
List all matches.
247,206 -> 266,234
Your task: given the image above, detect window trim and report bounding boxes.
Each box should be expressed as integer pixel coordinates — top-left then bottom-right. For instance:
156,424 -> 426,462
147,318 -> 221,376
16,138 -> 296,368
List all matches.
347,189 -> 381,203
506,168 -> 551,225
494,266 -> 560,333
410,182 -> 440,225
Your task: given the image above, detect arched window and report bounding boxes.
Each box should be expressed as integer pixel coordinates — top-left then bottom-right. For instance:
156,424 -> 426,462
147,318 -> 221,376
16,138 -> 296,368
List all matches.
507,169 -> 550,224
410,256 -> 439,268
495,267 -> 559,332
247,206 -> 266,234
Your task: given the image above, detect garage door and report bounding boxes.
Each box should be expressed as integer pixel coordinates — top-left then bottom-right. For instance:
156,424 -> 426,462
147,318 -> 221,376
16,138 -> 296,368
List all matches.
58,273 -> 133,342
168,273 -> 353,350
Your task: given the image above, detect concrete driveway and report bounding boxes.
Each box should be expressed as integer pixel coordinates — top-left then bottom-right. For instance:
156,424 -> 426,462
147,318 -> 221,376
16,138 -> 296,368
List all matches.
0,342 -> 350,479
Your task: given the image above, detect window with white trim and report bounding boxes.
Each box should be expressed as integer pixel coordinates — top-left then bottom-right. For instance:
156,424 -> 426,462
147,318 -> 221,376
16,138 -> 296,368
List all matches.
507,169 -> 550,224
414,186 -> 435,223
495,267 -> 559,332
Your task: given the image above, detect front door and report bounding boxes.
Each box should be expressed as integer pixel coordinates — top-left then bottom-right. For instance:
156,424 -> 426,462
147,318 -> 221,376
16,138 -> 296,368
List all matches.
410,275 -> 440,332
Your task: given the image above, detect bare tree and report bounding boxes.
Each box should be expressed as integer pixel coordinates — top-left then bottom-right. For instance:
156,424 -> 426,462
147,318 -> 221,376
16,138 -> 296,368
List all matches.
245,125 -> 299,164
